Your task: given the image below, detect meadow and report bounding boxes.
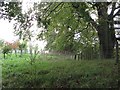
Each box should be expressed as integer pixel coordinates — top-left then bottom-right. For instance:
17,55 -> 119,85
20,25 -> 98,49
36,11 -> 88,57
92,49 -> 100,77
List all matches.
1,54 -> 119,88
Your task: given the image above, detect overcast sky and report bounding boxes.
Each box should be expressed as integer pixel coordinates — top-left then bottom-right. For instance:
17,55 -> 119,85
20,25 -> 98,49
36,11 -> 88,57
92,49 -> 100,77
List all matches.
0,19 -> 18,42
0,0 -> 33,42
0,1 -> 47,50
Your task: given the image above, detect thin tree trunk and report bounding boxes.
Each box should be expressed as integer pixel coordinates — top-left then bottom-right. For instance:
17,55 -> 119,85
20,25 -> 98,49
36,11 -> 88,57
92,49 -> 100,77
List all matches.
15,49 -> 17,57
3,53 -> 5,59
20,49 -> 22,57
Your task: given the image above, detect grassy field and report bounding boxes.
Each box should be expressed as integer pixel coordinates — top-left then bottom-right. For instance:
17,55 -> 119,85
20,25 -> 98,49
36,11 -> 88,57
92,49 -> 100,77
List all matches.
1,54 -> 119,88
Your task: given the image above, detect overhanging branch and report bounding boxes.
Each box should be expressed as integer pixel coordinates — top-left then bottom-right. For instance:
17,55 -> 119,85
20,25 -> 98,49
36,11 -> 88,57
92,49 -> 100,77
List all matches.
113,9 -> 120,18
89,17 -> 98,31
45,2 -> 63,20
109,2 -> 116,18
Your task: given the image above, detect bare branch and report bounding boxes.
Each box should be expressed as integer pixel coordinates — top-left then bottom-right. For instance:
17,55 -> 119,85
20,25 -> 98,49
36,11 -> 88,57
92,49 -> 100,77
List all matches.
113,9 -> 120,18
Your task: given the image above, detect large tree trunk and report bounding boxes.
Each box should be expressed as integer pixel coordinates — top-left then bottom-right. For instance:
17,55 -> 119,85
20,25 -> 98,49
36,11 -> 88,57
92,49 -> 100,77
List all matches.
97,3 -> 116,59
98,26 -> 115,59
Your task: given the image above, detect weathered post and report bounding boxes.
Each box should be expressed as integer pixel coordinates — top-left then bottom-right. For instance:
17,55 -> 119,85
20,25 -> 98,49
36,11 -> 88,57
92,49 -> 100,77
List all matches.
116,39 -> 119,63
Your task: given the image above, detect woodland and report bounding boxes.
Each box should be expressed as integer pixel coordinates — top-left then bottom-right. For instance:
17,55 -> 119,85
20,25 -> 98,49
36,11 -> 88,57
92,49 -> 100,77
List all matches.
0,1 -> 120,88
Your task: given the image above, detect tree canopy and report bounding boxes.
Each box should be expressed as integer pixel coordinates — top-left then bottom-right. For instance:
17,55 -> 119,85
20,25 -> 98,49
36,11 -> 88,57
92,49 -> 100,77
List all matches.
36,2 -> 120,59
0,1 -> 120,59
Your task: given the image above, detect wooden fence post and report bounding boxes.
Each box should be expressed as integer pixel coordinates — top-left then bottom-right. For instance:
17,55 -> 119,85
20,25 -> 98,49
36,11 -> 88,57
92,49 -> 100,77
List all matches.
116,40 -> 119,63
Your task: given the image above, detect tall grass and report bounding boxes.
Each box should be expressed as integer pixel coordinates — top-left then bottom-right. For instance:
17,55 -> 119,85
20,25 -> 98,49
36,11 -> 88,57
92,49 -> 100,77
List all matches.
1,54 -> 119,88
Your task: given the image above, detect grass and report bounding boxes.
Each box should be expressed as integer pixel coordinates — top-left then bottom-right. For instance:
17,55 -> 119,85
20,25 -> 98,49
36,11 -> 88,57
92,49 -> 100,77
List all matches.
1,54 -> 119,88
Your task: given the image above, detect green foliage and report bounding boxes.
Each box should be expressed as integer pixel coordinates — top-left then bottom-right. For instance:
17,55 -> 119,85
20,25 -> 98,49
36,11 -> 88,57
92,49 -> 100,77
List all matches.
13,11 -> 35,41
0,2 -> 34,41
19,43 -> 26,50
0,39 -> 4,50
0,2 -> 22,20
37,3 -> 99,55
2,45 -> 12,54
36,2 -> 120,59
1,2 -> 119,59
2,45 -> 12,59
80,45 -> 99,60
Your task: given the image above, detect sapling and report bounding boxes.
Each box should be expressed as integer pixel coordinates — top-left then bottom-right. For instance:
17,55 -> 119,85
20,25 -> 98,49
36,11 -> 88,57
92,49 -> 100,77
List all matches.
29,45 -> 39,65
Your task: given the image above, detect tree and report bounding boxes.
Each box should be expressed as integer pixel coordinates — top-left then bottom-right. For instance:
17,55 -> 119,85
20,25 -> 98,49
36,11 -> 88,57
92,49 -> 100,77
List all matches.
36,2 -> 120,59
36,3 -> 98,56
0,1 -> 22,20
2,45 -> 12,59
13,10 -> 36,41
6,40 -> 19,56
0,2 -> 120,59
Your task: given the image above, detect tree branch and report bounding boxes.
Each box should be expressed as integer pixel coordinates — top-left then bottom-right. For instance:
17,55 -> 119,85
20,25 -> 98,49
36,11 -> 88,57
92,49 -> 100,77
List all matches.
109,2 -> 116,18
113,9 -> 120,18
45,2 -> 63,20
44,3 -> 54,14
89,17 -> 98,31
115,5 -> 120,9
